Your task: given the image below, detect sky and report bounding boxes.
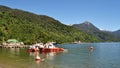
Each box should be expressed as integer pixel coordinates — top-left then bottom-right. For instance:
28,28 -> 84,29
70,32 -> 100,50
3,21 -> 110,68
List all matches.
0,0 -> 120,31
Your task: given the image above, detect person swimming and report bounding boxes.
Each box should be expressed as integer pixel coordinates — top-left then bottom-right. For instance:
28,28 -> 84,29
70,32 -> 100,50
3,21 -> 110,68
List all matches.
90,46 -> 94,49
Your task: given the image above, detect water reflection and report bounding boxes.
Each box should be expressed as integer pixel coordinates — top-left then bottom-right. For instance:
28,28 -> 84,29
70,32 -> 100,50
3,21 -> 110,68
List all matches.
9,48 -> 20,57
46,52 -> 56,60
28,51 -> 62,64
10,48 -> 20,54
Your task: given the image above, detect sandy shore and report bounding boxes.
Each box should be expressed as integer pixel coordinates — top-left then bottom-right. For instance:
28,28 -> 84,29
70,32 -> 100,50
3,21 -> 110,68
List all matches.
0,64 -> 4,68
0,63 -> 13,68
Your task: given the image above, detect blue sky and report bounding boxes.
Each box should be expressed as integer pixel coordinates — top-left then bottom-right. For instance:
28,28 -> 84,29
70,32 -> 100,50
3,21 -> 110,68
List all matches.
0,0 -> 120,31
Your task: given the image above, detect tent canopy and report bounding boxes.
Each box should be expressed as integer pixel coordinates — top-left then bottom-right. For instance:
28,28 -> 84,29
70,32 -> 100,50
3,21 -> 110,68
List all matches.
7,39 -> 19,43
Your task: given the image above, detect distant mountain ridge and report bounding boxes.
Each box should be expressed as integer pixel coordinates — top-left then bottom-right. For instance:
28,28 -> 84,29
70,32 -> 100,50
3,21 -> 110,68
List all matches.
72,21 -> 120,41
112,30 -> 120,38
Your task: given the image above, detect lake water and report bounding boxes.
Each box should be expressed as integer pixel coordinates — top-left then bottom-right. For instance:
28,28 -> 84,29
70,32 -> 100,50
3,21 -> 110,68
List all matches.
0,42 -> 120,68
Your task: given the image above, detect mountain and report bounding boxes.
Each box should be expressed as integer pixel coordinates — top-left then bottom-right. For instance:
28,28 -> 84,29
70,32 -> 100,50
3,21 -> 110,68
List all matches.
72,21 -> 120,42
0,5 -> 99,44
112,30 -> 120,38
72,21 -> 100,33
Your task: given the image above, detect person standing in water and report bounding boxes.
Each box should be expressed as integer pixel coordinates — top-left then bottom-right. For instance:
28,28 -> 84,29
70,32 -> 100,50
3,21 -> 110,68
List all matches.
90,46 -> 94,52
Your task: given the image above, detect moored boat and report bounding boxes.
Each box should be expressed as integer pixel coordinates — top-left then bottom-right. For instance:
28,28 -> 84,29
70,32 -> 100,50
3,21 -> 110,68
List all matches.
27,42 -> 64,52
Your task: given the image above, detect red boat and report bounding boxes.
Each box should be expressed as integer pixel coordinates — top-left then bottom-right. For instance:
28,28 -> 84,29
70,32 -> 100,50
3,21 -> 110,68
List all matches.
39,47 -> 64,52
27,42 -> 64,52
27,47 -> 64,52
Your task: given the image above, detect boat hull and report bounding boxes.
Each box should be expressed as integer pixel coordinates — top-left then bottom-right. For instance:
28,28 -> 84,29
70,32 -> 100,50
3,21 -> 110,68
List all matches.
39,48 -> 64,52
27,48 -> 64,52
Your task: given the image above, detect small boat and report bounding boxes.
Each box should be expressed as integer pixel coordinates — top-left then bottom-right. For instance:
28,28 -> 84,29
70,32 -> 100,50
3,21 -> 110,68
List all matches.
73,41 -> 81,44
39,42 -> 64,52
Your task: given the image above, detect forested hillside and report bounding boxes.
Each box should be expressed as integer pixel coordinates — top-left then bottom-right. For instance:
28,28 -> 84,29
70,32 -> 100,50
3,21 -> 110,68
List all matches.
0,5 -> 99,44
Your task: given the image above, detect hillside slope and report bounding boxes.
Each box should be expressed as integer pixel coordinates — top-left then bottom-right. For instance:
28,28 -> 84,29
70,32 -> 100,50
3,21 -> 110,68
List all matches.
0,5 -> 99,44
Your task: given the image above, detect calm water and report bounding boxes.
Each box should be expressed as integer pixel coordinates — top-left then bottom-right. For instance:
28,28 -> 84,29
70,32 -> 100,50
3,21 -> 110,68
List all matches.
0,42 -> 120,68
